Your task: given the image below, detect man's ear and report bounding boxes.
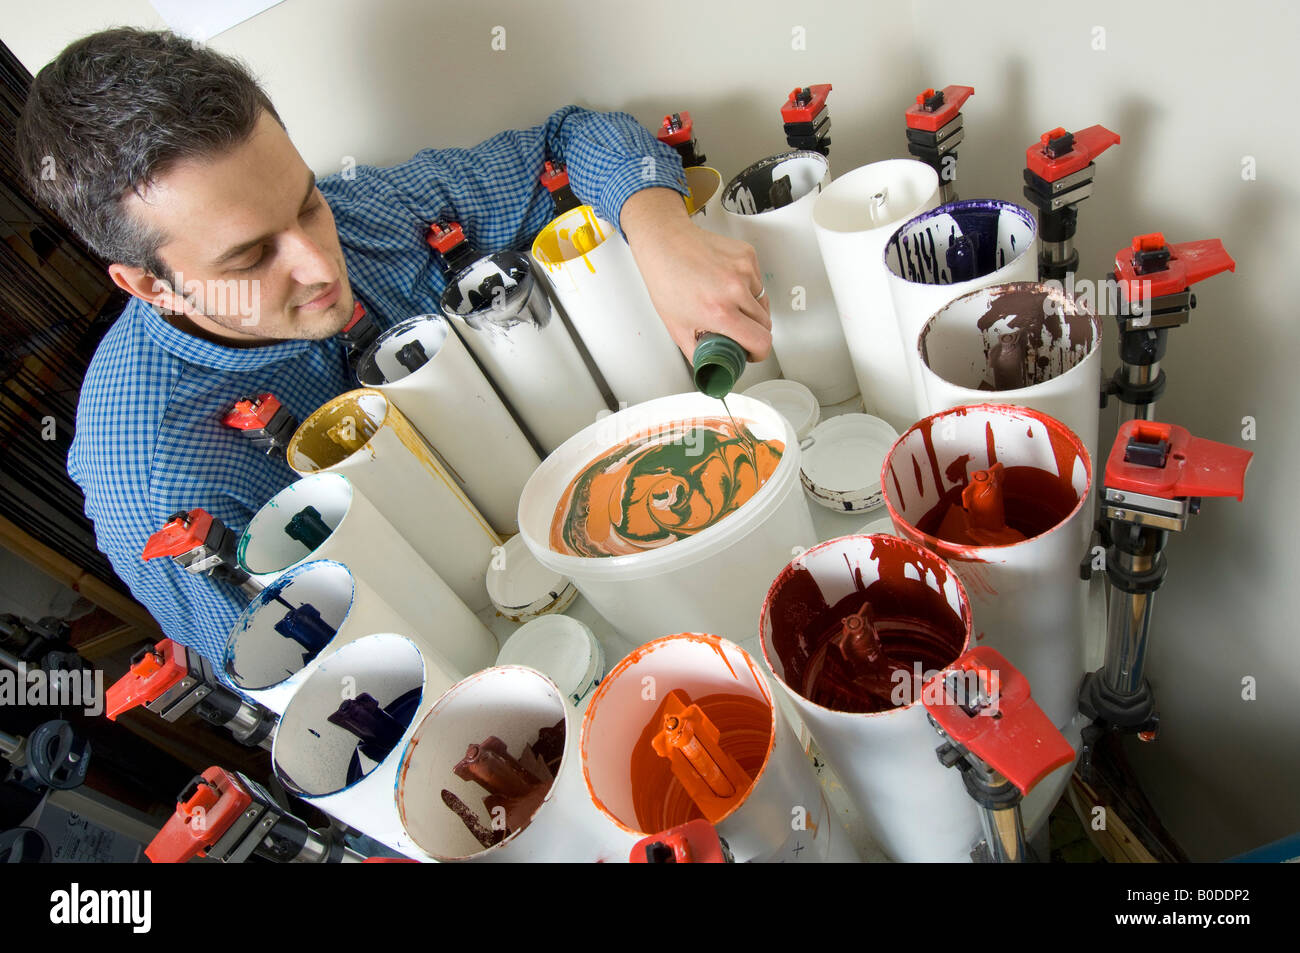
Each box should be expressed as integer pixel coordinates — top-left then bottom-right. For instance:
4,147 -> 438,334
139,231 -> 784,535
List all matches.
107,263 -> 188,314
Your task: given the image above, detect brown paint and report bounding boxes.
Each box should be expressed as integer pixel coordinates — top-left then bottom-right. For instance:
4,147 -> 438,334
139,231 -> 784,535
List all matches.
971,286 -> 1096,389
447,722 -> 564,845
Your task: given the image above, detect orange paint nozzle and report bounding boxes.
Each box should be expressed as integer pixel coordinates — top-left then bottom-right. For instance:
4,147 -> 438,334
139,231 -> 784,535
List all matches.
650,690 -> 753,824
963,463 -> 1008,531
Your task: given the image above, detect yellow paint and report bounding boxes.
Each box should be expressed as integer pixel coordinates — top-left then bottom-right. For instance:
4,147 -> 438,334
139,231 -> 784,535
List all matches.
684,166 -> 721,219
288,392 -> 380,470
531,205 -> 606,275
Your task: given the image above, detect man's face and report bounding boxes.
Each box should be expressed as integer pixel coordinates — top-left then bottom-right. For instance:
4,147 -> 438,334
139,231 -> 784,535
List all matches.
121,110 -> 354,343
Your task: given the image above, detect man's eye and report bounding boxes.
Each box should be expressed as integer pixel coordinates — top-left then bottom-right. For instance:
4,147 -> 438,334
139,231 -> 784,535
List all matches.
232,250 -> 265,272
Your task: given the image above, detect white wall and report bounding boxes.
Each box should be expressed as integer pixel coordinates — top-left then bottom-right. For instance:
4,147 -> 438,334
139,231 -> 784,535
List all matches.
5,0 -> 1297,860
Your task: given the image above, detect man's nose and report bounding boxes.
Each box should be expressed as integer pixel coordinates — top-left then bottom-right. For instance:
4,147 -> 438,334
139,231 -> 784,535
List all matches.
283,227 -> 338,287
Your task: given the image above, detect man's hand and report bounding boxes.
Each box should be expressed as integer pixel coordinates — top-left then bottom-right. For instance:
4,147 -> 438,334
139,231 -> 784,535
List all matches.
621,187 -> 773,364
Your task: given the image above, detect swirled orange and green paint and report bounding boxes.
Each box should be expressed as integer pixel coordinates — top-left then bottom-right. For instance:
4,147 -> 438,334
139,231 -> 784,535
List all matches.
549,416 -> 784,557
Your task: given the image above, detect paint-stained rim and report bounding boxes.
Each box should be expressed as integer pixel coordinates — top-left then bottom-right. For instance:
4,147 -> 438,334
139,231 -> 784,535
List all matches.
285,387 -> 391,475
720,149 -> 830,215
578,633 -> 777,837
235,472 -> 353,576
880,402 -> 1094,557
883,199 -> 1039,284
354,313 -> 452,387
756,533 -> 974,719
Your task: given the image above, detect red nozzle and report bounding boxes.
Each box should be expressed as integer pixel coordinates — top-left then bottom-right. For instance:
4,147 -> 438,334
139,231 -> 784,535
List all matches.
222,394 -> 283,431
657,111 -> 694,146
146,767 -> 253,864
781,83 -> 832,124
630,819 -> 729,863
1114,234 -> 1236,303
142,509 -> 214,560
923,647 -> 1075,795
105,638 -> 189,720
540,159 -> 570,193
1105,421 -> 1252,501
904,84 -> 974,131
426,221 -> 467,255
1025,124 -> 1120,182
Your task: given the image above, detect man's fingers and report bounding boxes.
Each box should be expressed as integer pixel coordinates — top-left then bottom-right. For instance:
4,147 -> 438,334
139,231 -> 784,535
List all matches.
708,308 -> 772,362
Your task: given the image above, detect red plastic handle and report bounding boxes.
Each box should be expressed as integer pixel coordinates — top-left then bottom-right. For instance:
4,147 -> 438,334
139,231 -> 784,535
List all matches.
1105,421 -> 1252,501
1113,234 -> 1236,301
630,819 -> 728,863
222,394 -> 282,431
781,83 -> 832,123
145,767 -> 253,864
923,647 -> 1074,795
657,111 -> 694,146
1025,124 -> 1120,181
904,84 -> 974,131
540,159 -> 570,193
105,638 -> 189,720
142,509 -> 213,560
426,221 -> 466,255
341,301 -> 367,333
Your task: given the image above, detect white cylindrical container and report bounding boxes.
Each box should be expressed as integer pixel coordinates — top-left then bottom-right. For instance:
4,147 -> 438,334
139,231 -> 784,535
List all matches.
916,281 -> 1104,473
273,634 -> 445,859
396,665 -> 634,862
440,251 -> 608,455
881,403 -> 1092,730
236,474 -> 497,677
517,392 -> 816,646
223,559 -> 452,716
721,152 -> 858,406
355,314 -> 539,535
812,159 -> 941,431
759,534 -> 980,863
287,388 -> 499,612
884,200 -> 1040,424
531,206 -> 693,405
582,633 -> 858,862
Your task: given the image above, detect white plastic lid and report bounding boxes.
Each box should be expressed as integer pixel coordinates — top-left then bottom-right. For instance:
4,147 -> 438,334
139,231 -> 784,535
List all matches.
742,379 -> 820,440
486,534 -> 577,622
496,615 -> 605,707
799,414 -> 900,512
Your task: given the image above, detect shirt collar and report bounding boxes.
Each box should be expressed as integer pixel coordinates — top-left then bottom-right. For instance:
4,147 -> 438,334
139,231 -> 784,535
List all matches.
139,299 -> 314,370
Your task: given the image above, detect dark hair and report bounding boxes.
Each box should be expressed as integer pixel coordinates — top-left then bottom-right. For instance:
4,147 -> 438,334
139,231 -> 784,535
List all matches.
15,27 -> 282,277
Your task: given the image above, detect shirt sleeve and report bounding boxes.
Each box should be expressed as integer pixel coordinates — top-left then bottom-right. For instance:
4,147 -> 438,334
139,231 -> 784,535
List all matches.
320,106 -> 690,325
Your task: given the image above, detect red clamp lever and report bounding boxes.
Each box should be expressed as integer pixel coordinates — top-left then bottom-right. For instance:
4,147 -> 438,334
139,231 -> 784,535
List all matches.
924,647 -> 1074,795
905,84 -> 974,131
146,767 -> 253,864
540,159 -> 570,194
105,638 -> 189,721
426,221 -> 466,255
781,83 -> 832,124
1025,124 -> 1120,182
142,509 -> 214,560
1105,421 -> 1252,501
1113,233 -> 1236,303
630,819 -> 729,863
341,301 -> 366,333
658,111 -> 695,147
222,395 -> 283,432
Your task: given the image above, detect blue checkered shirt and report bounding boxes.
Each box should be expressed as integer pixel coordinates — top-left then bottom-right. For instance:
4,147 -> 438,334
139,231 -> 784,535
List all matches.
67,106 -> 688,663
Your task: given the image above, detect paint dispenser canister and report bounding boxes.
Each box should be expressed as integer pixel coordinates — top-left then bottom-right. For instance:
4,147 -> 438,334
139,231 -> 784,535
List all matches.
273,633 -> 446,859
882,404 -> 1092,731
224,559 -> 455,716
720,151 -> 858,406
581,632 -> 858,862
517,392 -> 816,646
396,665 -> 635,862
759,534 -> 981,862
812,159 -> 941,432
916,281 -> 1104,471
287,388 -> 499,612
356,314 -> 539,535
440,251 -> 608,455
884,200 -> 1040,424
530,206 -> 692,406
236,474 -> 497,677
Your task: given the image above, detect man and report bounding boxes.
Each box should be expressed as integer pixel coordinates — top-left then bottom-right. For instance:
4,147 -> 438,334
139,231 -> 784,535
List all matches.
17,28 -> 772,662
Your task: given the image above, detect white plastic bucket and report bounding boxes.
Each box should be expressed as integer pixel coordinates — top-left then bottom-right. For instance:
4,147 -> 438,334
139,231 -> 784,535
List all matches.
396,665 -> 634,862
916,281 -> 1104,473
355,314 -> 539,535
440,251 -> 608,455
759,534 -> 981,862
235,474 -> 497,677
721,151 -> 858,406
881,403 -> 1093,730
581,633 -> 858,862
272,633 -> 445,859
884,200 -> 1040,424
516,392 -> 816,646
812,159 -> 942,431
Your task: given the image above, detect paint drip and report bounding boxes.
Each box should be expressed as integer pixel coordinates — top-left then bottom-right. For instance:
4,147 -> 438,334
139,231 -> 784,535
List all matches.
549,416 -> 783,557
966,287 -> 1094,391
769,539 -> 967,714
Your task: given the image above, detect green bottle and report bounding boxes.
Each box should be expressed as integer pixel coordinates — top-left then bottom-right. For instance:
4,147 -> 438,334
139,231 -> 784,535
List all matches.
692,333 -> 748,399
